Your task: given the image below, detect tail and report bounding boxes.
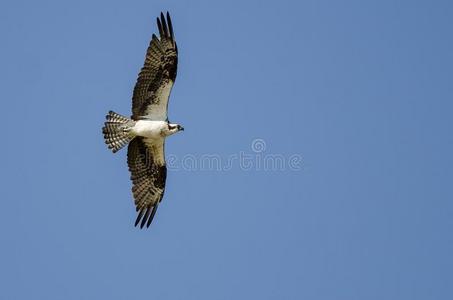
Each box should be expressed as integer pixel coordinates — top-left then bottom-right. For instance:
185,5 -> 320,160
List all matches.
102,111 -> 135,153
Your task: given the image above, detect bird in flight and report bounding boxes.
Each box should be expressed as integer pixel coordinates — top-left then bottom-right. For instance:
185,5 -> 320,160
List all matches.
102,12 -> 183,229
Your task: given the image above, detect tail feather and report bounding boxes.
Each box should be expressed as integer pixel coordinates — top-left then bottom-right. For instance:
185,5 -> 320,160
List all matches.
102,111 -> 135,153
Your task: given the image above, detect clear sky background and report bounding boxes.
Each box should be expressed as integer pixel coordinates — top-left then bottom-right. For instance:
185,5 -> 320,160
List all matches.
1,0 -> 452,299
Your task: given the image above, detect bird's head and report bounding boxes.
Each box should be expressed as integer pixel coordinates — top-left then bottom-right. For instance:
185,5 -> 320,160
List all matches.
167,123 -> 184,136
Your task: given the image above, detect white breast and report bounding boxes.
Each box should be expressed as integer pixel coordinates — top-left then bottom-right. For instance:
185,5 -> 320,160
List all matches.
132,120 -> 167,138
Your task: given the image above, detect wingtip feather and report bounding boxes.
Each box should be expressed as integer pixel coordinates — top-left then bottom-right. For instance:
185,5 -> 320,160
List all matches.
146,203 -> 159,228
166,12 -> 174,41
140,206 -> 152,229
135,208 -> 145,227
160,12 -> 168,37
156,18 -> 163,37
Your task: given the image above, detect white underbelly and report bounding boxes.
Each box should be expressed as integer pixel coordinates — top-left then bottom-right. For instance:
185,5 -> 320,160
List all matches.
132,120 -> 166,138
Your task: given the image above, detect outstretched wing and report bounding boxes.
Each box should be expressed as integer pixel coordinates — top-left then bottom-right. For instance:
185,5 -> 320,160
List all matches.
132,12 -> 178,121
127,137 -> 167,228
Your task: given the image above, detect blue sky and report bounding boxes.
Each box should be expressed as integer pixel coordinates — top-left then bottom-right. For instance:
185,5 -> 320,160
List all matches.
1,0 -> 452,299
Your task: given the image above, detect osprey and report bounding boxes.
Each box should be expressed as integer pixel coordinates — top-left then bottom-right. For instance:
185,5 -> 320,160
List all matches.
102,12 -> 183,229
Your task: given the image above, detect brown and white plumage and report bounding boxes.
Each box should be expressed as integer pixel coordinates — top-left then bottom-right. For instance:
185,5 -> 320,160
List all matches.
132,12 -> 178,121
101,12 -> 183,229
127,138 -> 167,228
